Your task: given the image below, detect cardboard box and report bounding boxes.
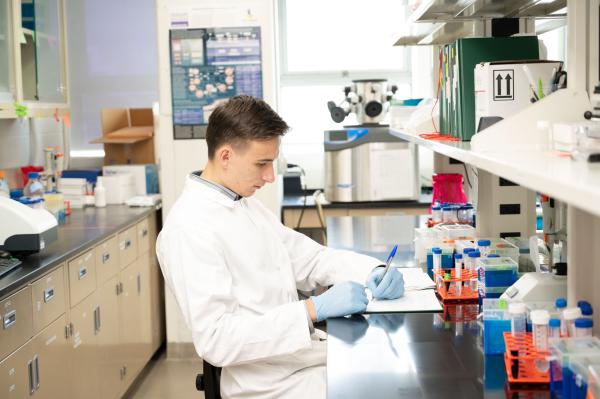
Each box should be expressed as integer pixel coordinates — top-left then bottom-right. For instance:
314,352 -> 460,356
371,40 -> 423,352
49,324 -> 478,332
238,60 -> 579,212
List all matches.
475,60 -> 562,133
102,164 -> 159,195
91,108 -> 155,165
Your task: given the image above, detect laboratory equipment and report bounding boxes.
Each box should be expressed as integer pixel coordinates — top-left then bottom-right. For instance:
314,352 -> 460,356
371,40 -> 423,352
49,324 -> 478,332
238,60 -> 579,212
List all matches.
94,180 -> 107,208
0,196 -> 57,255
0,171 -> 9,198
553,121 -> 600,162
457,204 -> 473,224
431,205 -> 442,224
588,364 -> 600,399
437,224 -> 476,240
549,337 -> 600,399
454,253 -> 463,296
564,307 -> 583,337
477,256 -> 519,304
24,172 -> 45,197
501,272 -> 567,302
509,302 -> 527,337
556,297 -> 568,336
327,79 -> 397,125
478,239 -> 491,257
578,300 -> 594,318
540,195 -> 568,270
549,318 -> 561,345
0,250 -> 22,278
531,310 -> 550,351
323,126 -> 419,202
442,206 -> 454,224
483,299 -> 511,355
432,247 -> 442,272
467,250 -> 480,291
575,318 -> 593,337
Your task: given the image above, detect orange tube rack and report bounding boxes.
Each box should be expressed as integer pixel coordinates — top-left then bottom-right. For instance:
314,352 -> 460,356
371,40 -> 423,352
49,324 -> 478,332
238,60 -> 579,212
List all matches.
503,332 -> 550,385
433,268 -> 478,303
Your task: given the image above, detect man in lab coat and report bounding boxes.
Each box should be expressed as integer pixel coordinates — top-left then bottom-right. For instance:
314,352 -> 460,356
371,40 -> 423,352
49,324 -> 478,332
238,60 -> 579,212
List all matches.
156,95 -> 405,399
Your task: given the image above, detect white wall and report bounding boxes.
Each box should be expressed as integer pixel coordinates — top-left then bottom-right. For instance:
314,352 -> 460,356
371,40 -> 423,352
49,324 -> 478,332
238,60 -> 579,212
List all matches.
66,0 -> 158,152
155,0 -> 281,345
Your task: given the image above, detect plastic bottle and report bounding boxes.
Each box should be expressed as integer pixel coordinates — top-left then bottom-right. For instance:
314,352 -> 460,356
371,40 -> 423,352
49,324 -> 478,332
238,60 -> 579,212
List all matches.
555,298 -> 567,336
509,302 -> 528,337
94,180 -> 107,208
432,205 -> 442,224
24,172 -> 45,197
563,307 -> 583,337
574,318 -> 593,337
531,309 -> 550,351
477,239 -> 491,257
0,171 -> 9,198
467,250 -> 481,291
549,318 -> 561,345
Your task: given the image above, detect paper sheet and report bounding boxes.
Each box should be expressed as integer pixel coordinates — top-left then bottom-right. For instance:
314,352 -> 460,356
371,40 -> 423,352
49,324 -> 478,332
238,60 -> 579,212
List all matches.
364,268 -> 441,313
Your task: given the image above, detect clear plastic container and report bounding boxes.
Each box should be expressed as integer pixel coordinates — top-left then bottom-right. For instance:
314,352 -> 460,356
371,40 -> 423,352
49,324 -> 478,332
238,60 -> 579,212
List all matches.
432,205 -> 442,223
477,239 -> 491,257
432,247 -> 442,271
550,337 -> 600,399
564,307 -> 583,337
442,206 -> 454,224
454,253 -> 463,296
575,318 -> 593,337
549,318 -> 561,345
467,250 -> 481,291
0,171 -> 9,198
509,302 -> 527,337
556,297 -> 568,336
565,307 -> 584,337
24,172 -> 45,198
531,309 -> 550,351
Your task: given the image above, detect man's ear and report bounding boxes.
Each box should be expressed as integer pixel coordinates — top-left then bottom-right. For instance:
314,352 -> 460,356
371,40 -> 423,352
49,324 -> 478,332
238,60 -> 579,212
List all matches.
215,145 -> 233,168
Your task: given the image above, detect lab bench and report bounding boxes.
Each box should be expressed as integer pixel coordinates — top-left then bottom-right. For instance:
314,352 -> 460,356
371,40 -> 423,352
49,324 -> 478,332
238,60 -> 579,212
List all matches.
325,215 -> 529,398
0,205 -> 165,399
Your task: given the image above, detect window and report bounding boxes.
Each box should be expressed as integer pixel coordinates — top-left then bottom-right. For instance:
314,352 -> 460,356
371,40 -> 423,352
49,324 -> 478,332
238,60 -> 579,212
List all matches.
278,0 -> 412,189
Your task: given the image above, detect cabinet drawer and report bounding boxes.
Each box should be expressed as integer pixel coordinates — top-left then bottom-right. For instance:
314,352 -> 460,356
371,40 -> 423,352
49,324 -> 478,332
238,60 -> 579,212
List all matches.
118,226 -> 138,269
0,287 -> 33,360
136,218 -> 151,255
96,235 -> 119,285
31,266 -> 66,334
68,250 -> 96,307
0,340 -> 31,399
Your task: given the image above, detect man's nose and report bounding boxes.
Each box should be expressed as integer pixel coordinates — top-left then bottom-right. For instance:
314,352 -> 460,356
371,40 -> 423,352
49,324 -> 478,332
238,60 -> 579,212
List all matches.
263,164 -> 275,183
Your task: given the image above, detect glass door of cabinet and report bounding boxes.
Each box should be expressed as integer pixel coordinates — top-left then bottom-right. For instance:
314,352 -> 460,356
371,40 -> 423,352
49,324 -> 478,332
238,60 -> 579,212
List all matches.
21,0 -> 66,103
0,0 -> 15,103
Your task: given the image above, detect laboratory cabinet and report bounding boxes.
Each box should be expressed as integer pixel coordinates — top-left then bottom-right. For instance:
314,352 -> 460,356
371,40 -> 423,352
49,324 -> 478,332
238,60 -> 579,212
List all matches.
0,212 -> 164,399
0,0 -> 69,119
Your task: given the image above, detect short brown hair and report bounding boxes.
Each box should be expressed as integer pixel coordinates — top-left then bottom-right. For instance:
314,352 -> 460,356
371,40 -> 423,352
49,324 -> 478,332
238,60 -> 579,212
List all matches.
206,95 -> 289,159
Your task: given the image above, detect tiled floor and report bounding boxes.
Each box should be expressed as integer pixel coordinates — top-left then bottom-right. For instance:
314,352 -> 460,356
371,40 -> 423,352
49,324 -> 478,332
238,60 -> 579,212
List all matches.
125,350 -> 204,399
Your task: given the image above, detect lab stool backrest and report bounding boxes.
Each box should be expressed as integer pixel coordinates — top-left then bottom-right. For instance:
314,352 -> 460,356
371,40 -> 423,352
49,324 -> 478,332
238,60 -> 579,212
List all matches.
196,360 -> 222,399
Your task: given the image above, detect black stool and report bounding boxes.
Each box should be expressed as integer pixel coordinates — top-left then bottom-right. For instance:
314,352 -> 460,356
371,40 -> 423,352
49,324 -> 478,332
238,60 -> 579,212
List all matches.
196,360 -> 222,399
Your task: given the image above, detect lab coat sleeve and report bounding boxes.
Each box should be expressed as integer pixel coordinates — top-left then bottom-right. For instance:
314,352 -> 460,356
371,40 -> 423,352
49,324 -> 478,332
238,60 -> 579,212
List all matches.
156,227 -> 313,367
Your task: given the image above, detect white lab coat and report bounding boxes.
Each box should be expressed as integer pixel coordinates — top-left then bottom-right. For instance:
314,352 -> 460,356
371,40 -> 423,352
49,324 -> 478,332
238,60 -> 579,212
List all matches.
156,175 -> 382,399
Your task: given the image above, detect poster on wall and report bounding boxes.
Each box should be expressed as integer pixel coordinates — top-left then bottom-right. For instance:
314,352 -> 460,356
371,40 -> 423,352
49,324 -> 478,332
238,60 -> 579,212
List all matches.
169,26 -> 263,139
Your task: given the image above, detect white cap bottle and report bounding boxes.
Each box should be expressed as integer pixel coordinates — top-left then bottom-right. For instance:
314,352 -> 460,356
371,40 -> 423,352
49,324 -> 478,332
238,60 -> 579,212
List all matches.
94,180 -> 107,208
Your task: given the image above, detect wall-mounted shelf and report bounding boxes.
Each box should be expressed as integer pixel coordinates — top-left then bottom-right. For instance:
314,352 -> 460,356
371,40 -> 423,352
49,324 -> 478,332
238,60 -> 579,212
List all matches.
395,0 -> 567,46
390,128 -> 600,219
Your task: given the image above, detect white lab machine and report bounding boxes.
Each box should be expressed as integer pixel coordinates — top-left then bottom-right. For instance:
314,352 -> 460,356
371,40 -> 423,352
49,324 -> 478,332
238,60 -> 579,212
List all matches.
501,272 -> 567,302
0,196 -> 57,255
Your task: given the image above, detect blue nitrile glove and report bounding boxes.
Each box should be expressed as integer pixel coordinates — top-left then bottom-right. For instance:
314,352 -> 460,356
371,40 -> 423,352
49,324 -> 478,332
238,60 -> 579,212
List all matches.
310,281 -> 368,322
366,267 -> 405,300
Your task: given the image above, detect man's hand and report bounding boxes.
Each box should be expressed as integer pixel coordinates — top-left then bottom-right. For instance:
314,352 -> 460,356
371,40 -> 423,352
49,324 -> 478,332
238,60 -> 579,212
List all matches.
366,267 -> 405,300
308,282 -> 368,322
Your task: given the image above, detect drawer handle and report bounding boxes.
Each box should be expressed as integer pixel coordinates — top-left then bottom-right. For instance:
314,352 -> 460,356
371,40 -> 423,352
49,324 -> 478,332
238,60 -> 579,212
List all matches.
33,355 -> 40,390
142,229 -> 148,237
120,239 -> 132,250
3,310 -> 16,329
44,287 -> 55,303
28,359 -> 34,394
102,252 -> 111,264
125,239 -> 131,249
78,266 -> 88,280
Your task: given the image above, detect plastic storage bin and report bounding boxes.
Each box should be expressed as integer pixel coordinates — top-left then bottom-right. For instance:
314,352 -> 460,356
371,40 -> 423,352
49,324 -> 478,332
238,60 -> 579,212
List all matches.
477,256 -> 519,287
483,299 -> 511,355
550,337 -> 600,399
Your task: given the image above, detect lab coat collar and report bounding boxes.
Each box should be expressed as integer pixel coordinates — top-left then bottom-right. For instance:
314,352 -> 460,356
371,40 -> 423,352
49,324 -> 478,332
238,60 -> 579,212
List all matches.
185,172 -> 241,209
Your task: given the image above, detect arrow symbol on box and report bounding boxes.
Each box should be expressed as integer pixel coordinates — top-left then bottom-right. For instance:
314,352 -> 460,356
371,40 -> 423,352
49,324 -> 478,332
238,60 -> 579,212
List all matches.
496,74 -> 503,96
505,74 -> 512,96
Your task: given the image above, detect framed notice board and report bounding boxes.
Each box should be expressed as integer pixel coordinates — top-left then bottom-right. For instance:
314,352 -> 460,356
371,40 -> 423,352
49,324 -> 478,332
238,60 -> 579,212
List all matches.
169,26 -> 263,139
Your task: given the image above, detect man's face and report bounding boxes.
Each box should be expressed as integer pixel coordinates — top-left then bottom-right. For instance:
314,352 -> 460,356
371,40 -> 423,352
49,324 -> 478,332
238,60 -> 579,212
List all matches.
224,137 -> 280,197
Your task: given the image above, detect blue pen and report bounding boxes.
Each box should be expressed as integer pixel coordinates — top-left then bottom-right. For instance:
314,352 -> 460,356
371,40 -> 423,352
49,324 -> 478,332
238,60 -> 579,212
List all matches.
380,244 -> 398,282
